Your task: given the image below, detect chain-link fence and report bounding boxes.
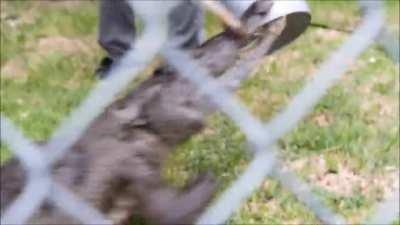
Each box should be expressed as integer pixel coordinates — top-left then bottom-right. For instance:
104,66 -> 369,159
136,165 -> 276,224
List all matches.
1,1 -> 398,225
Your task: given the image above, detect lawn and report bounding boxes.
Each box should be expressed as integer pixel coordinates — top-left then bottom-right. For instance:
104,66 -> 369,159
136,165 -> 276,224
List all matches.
1,0 -> 399,224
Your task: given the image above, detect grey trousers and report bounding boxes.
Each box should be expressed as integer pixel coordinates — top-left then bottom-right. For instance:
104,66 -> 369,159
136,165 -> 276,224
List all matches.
98,0 -> 204,60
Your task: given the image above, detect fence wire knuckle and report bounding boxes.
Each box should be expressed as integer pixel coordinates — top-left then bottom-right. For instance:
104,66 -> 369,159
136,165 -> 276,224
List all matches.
0,1 -> 398,225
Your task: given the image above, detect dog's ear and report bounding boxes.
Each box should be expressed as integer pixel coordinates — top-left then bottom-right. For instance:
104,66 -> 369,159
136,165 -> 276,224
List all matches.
112,105 -> 140,121
112,84 -> 162,123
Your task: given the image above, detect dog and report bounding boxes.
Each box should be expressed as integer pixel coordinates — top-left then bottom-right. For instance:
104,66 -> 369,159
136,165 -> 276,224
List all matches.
1,1 -> 277,224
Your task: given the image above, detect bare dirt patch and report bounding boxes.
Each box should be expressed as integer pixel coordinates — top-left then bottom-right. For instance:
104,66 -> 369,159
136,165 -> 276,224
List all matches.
315,29 -> 346,42
34,36 -> 94,56
289,155 -> 399,199
0,57 -> 28,79
36,0 -> 91,9
312,112 -> 334,127
1,36 -> 98,80
1,2 -> 38,29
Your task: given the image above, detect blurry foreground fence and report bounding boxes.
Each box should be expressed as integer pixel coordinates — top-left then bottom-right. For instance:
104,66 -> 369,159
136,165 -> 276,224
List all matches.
1,1 -> 399,224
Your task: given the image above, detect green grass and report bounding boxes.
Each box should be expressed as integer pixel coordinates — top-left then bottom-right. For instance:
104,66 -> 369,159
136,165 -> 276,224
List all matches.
1,1 -> 399,224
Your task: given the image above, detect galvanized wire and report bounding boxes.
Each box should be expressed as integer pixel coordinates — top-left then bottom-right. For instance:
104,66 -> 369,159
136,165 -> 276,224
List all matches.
1,1 -> 398,225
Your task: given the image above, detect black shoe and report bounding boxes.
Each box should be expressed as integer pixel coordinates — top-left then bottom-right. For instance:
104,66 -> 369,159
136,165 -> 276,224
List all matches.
95,57 -> 114,79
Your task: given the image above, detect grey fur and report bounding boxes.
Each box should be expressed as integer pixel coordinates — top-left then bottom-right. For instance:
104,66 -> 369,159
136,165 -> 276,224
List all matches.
0,2 -> 281,224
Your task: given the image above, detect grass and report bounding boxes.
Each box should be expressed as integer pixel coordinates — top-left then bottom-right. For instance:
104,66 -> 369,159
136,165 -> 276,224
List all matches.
1,0 -> 399,224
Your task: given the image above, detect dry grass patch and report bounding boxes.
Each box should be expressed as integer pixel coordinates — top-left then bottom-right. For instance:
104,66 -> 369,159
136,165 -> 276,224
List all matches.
288,154 -> 399,199
34,36 -> 96,56
0,57 -> 28,79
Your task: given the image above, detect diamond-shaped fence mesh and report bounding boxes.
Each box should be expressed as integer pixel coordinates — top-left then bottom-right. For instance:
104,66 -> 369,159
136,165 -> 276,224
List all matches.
0,1 -> 398,225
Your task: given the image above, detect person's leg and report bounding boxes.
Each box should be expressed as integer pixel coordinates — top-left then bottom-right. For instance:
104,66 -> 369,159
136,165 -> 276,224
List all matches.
151,1 -> 205,76
168,1 -> 205,49
96,1 -> 204,78
96,0 -> 136,78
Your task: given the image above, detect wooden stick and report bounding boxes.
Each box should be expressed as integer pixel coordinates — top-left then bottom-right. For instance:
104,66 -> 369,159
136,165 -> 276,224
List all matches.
199,0 -> 247,36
